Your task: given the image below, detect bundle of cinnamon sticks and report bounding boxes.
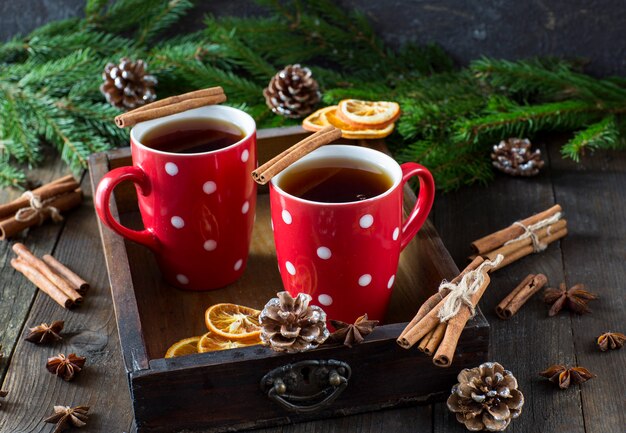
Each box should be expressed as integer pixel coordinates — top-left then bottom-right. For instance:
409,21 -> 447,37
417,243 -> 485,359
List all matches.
0,175 -> 82,240
115,87 -> 227,128
11,243 -> 89,309
470,205 -> 567,271
397,256 -> 498,367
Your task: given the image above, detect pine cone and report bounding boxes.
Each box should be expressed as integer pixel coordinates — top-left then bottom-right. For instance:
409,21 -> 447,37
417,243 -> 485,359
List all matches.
100,57 -> 157,110
263,64 -> 321,118
491,138 -> 544,176
260,291 -> 329,353
447,362 -> 524,431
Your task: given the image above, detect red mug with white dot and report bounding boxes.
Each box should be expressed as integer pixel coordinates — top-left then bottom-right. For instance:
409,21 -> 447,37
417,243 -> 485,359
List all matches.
95,105 -> 257,290
269,145 -> 435,323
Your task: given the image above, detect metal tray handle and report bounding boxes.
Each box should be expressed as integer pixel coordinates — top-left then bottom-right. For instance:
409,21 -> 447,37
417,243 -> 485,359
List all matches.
260,359 -> 351,414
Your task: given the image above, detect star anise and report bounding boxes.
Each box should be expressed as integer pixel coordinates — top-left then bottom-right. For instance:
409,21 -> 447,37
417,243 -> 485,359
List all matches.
44,405 -> 89,433
597,331 -> 626,351
46,354 -> 86,382
25,320 -> 64,344
539,365 -> 594,389
543,282 -> 598,316
329,314 -> 379,348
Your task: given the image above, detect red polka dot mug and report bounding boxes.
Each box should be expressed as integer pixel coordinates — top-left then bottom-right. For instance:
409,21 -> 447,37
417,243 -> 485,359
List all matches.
269,145 -> 435,323
95,105 -> 257,290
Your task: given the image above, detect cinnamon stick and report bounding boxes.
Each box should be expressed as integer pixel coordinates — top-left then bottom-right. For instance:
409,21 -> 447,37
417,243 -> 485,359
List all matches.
0,189 -> 83,240
433,274 -> 492,367
0,175 -> 78,220
12,243 -> 82,305
398,256 -> 484,341
398,292 -> 451,349
11,258 -> 73,309
418,322 -> 447,355
43,254 -> 90,295
471,205 -> 562,254
491,227 -> 567,271
115,87 -> 227,128
126,87 -> 225,114
496,273 -> 547,319
484,219 -> 567,261
251,125 -> 342,185
417,329 -> 434,352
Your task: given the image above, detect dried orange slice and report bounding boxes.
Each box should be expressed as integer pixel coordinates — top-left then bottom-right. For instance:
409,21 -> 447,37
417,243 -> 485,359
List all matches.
165,336 -> 202,358
325,109 -> 395,139
205,303 -> 261,340
336,99 -> 400,128
302,106 -> 334,132
197,331 -> 260,353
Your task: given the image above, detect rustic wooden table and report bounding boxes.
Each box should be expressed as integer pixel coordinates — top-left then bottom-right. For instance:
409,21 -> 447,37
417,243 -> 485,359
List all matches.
1,141 -> 624,432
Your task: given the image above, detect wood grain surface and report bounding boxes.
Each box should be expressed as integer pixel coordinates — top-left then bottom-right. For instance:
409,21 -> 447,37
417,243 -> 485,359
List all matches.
1,136 -> 625,432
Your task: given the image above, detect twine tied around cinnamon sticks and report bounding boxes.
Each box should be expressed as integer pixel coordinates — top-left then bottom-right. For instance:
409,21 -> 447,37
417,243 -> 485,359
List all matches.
15,191 -> 64,224
504,211 -> 562,253
437,254 -> 503,322
0,175 -> 82,240
470,205 -> 567,271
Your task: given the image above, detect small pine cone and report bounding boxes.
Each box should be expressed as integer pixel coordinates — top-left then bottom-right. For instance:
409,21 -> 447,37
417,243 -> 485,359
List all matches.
100,57 -> 157,110
260,291 -> 329,353
491,138 -> 544,176
447,362 -> 524,431
263,64 -> 321,118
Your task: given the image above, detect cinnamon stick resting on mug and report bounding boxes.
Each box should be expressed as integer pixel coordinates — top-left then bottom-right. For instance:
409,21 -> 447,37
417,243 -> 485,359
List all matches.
115,87 -> 227,128
470,205 -> 567,271
495,273 -> 547,319
252,125 -> 343,185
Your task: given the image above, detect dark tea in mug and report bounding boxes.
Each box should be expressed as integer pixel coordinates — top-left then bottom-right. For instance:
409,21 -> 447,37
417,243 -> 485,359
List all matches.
278,157 -> 394,203
142,117 -> 244,154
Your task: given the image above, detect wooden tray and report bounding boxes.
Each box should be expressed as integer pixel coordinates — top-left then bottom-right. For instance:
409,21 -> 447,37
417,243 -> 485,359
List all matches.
88,126 -> 489,433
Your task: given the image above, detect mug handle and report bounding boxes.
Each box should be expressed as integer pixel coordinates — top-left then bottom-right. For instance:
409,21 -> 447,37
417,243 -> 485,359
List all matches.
95,166 -> 160,251
399,163 -> 435,251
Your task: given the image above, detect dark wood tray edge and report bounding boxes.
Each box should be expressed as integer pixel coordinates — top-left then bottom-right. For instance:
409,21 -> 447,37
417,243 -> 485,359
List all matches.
89,152 -> 151,373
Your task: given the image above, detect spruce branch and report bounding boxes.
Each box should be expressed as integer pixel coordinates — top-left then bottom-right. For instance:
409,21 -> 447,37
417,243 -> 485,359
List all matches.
137,0 -> 194,46
0,0 -> 624,191
562,116 -> 622,161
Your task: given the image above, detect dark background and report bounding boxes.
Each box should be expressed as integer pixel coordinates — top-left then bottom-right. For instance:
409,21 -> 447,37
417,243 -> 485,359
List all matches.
1,0 -> 625,77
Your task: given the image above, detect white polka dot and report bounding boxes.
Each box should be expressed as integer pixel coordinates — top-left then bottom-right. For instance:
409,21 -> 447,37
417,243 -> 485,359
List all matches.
282,209 -> 292,225
359,214 -> 374,229
270,219 -> 274,231
241,201 -> 250,214
165,162 -> 178,176
176,274 -> 189,285
234,259 -> 243,271
358,274 -> 372,286
387,275 -> 395,289
318,294 -> 333,306
203,181 -> 217,195
285,261 -> 296,275
393,227 -> 400,241
203,240 -> 217,251
241,149 -> 249,162
317,247 -> 332,260
171,216 -> 185,229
